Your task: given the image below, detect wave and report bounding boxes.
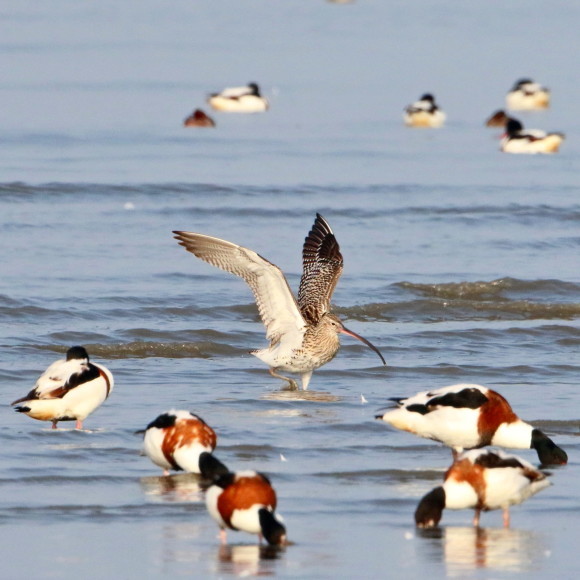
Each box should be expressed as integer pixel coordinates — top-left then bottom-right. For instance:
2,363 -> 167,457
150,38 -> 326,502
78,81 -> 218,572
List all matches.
343,277 -> 580,322
1,182 -> 580,221
84,341 -> 234,359
350,299 -> 580,322
398,277 -> 580,301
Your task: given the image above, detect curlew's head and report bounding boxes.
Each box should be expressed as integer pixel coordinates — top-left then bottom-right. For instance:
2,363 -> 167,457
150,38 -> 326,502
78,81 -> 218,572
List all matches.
324,313 -> 386,366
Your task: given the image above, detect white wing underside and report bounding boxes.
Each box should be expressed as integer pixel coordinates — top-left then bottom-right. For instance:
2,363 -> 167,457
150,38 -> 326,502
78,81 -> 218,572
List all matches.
521,129 -> 548,139
32,358 -> 82,398
175,233 -> 307,349
410,100 -> 432,112
217,86 -> 253,98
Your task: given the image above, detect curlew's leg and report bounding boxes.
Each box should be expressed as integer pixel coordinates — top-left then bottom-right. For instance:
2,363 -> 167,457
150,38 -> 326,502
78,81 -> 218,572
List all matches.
473,509 -> 481,527
269,368 -> 298,390
51,420 -> 58,430
219,528 -> 227,545
503,508 -> 510,528
301,371 -> 313,391
75,419 -> 83,430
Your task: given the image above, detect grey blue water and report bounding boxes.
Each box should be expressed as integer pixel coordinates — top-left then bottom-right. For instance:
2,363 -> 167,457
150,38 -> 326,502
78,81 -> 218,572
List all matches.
1,1 -> 579,578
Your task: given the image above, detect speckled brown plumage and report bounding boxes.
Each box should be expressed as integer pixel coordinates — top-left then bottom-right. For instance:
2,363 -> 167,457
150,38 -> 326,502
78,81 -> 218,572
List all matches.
298,214 -> 343,324
173,214 -> 385,390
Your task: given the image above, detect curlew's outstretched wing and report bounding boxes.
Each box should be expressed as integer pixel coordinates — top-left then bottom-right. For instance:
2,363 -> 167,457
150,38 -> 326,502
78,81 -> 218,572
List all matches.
173,231 -> 307,345
297,214 -> 343,324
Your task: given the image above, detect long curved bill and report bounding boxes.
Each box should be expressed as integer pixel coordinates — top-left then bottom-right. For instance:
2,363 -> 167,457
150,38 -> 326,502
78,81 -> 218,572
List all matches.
341,326 -> 386,365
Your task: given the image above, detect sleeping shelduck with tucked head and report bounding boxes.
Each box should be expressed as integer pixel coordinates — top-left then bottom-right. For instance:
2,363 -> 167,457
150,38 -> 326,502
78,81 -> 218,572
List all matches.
403,93 -> 446,128
375,383 -> 567,465
501,118 -> 565,154
207,82 -> 269,113
139,410 -> 229,478
506,78 -> 550,110
11,346 -> 113,430
415,448 -> 551,528
206,470 -> 287,546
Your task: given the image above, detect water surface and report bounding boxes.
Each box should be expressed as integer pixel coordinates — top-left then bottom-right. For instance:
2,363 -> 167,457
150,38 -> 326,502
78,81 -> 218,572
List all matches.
1,1 -> 579,579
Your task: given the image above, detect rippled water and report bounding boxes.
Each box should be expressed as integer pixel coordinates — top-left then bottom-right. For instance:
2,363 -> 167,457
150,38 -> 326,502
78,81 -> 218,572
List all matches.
2,1 -> 580,579
2,182 -> 579,578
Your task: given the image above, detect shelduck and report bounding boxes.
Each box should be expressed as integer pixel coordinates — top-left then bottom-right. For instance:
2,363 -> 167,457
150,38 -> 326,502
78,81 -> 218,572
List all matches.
415,448 -> 551,528
206,470 -> 287,546
11,346 -> 113,430
139,410 -> 229,478
403,93 -> 446,128
207,83 -> 269,113
501,118 -> 564,154
506,79 -> 550,110
375,383 -> 567,465
183,108 -> 216,128
485,109 -> 509,128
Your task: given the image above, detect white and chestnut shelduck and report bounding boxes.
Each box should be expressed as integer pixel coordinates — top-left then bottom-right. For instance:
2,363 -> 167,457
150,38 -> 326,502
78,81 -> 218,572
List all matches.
138,410 -> 229,478
501,118 -> 564,154
375,383 -> 567,465
403,93 -> 446,128
173,214 -> 386,391
11,346 -> 114,430
415,448 -> 551,528
207,83 -> 269,113
506,78 -> 550,110
206,470 -> 287,546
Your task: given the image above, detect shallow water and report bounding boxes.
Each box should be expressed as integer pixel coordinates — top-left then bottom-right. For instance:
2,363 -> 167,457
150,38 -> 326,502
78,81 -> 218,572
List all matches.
1,1 -> 580,579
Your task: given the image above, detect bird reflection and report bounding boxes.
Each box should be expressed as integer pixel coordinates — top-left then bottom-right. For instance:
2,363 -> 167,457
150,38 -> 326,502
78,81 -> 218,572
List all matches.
139,473 -> 207,503
216,544 -> 286,576
261,390 -> 342,403
419,526 -> 548,576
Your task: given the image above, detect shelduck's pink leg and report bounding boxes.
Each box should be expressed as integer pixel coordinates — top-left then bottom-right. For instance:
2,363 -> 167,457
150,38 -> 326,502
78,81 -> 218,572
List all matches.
219,529 -> 227,545
75,419 -> 83,430
503,508 -> 510,528
473,509 -> 481,527
51,420 -> 58,430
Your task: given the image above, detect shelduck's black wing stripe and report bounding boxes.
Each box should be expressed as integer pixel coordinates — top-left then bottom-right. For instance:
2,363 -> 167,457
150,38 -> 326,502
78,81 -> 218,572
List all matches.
426,388 -> 488,410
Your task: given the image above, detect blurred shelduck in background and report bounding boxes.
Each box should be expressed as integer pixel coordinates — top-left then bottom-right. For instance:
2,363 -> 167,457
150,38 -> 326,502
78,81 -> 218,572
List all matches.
403,93 -> 446,128
501,118 -> 564,154
183,108 -> 216,128
506,78 -> 550,110
208,82 -> 269,113
485,109 -> 509,128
